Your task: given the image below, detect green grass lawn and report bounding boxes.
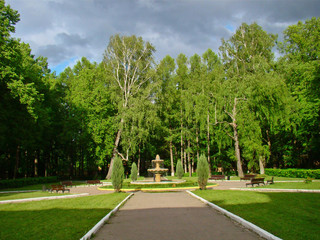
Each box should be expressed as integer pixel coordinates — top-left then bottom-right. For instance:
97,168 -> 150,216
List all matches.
1,181 -> 87,191
0,191 -> 70,201
194,190 -> 320,240
100,180 -> 212,190
0,193 -> 128,240
101,176 -> 145,183
230,176 -> 304,181
258,182 -> 320,189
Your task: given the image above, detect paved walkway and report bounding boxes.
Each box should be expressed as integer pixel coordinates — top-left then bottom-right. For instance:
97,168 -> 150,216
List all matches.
93,191 -> 263,240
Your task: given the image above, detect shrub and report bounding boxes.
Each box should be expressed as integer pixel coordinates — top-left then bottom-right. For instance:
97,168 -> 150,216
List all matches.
0,176 -> 58,189
197,154 -> 209,190
183,172 -> 197,177
265,168 -> 320,179
176,160 -> 184,179
130,162 -> 138,182
111,156 -> 124,192
304,177 -> 313,184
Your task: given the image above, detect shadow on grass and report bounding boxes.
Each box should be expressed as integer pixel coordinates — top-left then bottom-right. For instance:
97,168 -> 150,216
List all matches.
194,190 -> 320,240
0,193 -> 128,240
0,208 -> 113,240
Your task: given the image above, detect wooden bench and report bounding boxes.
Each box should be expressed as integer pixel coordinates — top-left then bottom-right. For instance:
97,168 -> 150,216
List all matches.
61,181 -> 75,188
240,174 -> 256,180
50,185 -> 70,193
86,180 -> 102,186
267,177 -> 274,184
246,178 -> 265,187
209,175 -> 225,180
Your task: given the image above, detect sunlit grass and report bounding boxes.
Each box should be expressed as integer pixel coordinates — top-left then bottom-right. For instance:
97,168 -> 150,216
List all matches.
194,190 -> 320,240
101,176 -> 145,183
258,182 -> 320,189
0,191 -> 69,201
230,176 -> 304,181
1,181 -> 87,191
0,193 -> 128,240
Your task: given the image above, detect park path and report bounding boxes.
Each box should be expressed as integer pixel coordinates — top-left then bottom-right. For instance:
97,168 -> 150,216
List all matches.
93,191 -> 263,240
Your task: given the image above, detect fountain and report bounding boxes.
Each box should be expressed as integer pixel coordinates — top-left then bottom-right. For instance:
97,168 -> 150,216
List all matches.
147,154 -> 168,182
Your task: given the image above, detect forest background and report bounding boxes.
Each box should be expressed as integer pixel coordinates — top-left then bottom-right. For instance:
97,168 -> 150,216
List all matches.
1,2 -> 319,179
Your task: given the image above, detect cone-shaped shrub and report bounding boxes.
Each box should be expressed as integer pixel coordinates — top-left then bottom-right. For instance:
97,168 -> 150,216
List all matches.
111,156 -> 124,192
176,160 -> 184,179
197,154 -> 209,190
130,162 -> 138,182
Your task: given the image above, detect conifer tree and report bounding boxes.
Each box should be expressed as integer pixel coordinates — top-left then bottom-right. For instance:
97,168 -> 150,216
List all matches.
111,156 -> 124,192
130,162 -> 138,182
176,160 -> 184,179
197,154 -> 209,190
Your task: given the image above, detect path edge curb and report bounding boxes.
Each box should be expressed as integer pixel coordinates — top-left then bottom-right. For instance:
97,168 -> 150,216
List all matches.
80,193 -> 134,240
186,190 -> 282,240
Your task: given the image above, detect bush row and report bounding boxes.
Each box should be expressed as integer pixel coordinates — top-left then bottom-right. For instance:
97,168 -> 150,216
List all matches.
0,176 -> 58,189
265,168 -> 320,179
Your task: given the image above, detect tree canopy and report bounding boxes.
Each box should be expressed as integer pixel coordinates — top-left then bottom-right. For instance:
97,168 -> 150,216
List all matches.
1,1 -> 319,180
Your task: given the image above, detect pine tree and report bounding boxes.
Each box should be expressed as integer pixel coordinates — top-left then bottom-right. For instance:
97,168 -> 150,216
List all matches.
197,154 -> 209,190
176,160 -> 184,179
130,162 -> 138,182
111,156 -> 124,192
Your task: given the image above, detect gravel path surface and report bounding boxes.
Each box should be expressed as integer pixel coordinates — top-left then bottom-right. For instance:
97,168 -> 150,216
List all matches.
68,185 -> 113,195
93,191 -> 263,240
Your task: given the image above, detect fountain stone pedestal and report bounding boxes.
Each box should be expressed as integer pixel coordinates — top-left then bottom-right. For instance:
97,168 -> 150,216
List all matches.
147,155 -> 168,182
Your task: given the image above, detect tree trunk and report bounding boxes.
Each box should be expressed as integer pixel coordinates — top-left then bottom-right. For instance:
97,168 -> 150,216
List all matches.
192,153 -> 195,173
259,156 -> 265,174
196,128 -> 199,162
137,145 -> 141,176
180,112 -> 183,165
266,129 -> 272,165
170,140 -> 174,176
34,150 -> 39,177
184,149 -> 187,173
188,140 -> 191,177
106,119 -> 123,179
232,98 -> 244,178
207,112 -> 211,176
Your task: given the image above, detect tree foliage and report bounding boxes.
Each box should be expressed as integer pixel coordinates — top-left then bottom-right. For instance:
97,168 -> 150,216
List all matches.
130,162 -> 138,182
1,1 -> 319,181
111,156 -> 124,192
197,154 -> 209,190
175,160 -> 184,179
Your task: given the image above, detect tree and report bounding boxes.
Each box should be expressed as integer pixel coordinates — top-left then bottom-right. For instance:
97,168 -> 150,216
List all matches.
218,22 -> 279,176
278,17 -> 320,168
130,162 -> 138,182
156,55 -> 179,176
103,34 -> 155,179
197,154 -> 209,190
175,160 -> 184,179
111,156 -> 124,192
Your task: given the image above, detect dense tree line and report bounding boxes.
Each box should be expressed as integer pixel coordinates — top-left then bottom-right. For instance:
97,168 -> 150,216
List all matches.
1,2 -> 319,179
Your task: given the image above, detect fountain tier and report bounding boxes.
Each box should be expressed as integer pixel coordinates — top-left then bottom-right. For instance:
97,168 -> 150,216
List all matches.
147,154 -> 168,182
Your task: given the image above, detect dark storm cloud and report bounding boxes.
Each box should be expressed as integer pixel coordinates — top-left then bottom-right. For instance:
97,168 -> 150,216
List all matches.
6,0 -> 320,71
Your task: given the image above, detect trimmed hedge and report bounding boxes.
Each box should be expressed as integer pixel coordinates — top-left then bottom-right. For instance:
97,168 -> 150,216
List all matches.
265,168 -> 320,179
0,176 -> 58,189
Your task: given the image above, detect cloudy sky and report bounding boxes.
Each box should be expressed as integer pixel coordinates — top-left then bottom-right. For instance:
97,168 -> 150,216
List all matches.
6,0 -> 320,74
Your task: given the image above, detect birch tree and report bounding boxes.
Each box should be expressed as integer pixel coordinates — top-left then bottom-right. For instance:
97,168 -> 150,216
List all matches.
103,35 -> 155,179
218,23 -> 278,177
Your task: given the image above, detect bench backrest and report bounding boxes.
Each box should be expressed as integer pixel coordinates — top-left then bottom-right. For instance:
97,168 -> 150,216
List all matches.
245,174 -> 256,178
251,178 -> 264,182
61,181 -> 72,185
